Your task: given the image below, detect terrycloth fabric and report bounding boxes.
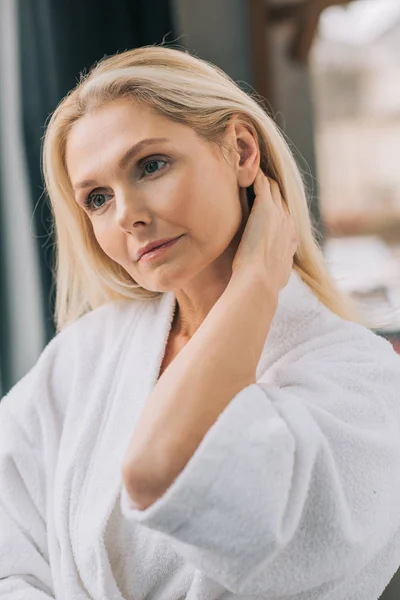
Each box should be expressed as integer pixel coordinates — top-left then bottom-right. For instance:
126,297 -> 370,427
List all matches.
1,270 -> 400,600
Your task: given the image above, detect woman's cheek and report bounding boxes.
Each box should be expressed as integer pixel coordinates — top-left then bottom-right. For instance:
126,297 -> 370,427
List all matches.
93,226 -> 124,264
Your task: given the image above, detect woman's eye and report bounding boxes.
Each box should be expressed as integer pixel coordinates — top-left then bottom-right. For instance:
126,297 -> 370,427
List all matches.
142,159 -> 167,177
84,193 -> 111,212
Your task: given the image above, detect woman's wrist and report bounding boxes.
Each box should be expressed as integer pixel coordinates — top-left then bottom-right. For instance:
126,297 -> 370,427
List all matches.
214,268 -> 279,379
228,267 -> 279,307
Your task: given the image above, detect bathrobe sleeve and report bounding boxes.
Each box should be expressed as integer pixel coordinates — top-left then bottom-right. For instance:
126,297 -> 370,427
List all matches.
0,368 -> 55,599
120,337 -> 400,596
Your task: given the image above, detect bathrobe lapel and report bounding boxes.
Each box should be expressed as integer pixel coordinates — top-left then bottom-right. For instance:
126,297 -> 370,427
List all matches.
71,290 -> 177,598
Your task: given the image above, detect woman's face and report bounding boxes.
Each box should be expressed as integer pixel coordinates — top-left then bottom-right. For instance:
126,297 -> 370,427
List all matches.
66,98 -> 250,293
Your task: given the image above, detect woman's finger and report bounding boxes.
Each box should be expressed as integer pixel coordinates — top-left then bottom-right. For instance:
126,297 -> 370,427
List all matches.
253,170 -> 290,219
252,168 -> 269,201
268,179 -> 283,208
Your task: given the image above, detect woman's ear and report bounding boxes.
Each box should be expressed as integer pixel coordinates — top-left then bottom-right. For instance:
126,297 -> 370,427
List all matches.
227,116 -> 260,188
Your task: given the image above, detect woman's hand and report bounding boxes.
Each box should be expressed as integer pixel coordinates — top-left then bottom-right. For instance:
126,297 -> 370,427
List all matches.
231,168 -> 298,294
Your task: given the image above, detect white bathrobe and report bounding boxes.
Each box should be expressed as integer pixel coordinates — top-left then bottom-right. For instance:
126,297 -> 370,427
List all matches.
1,270 -> 400,600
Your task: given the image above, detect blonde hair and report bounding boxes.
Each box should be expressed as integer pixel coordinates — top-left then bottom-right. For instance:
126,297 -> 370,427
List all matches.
42,44 -> 367,332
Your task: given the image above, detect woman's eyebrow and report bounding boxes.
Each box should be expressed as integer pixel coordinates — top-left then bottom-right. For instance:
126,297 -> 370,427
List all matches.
118,137 -> 171,170
72,137 -> 171,192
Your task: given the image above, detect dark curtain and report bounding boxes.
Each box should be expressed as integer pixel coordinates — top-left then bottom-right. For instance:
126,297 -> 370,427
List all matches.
17,0 -> 176,343
0,156 -> 10,397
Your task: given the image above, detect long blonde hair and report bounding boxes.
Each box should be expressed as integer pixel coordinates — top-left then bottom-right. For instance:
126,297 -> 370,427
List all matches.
42,44 -> 367,332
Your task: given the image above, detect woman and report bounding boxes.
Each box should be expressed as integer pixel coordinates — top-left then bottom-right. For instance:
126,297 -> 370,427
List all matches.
0,45 -> 399,600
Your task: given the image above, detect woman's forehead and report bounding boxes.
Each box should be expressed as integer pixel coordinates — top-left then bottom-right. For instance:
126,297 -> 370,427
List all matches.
66,99 -> 201,157
65,102 -> 201,186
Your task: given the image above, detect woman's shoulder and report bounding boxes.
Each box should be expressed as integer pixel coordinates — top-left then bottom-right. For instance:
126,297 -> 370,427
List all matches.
270,276 -> 400,410
0,297 -> 154,423
61,296 -> 148,339
278,270 -> 398,356
264,271 -> 400,391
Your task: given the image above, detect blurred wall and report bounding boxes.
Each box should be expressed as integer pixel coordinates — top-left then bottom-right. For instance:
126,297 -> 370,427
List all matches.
270,18 -> 322,239
171,0 -> 254,87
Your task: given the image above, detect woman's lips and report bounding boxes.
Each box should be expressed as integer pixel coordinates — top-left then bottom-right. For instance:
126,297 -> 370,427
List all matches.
139,235 -> 183,262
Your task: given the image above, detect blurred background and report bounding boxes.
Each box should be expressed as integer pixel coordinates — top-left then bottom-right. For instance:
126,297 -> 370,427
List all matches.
0,0 -> 399,595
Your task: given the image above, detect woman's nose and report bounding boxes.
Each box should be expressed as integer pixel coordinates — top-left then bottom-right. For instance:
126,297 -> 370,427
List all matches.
115,191 -> 149,231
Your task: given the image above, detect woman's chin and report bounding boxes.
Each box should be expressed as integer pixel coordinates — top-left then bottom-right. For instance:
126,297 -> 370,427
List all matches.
137,271 -> 188,294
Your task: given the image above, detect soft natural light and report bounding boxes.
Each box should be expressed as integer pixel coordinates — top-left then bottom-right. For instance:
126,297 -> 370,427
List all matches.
320,0 -> 400,45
